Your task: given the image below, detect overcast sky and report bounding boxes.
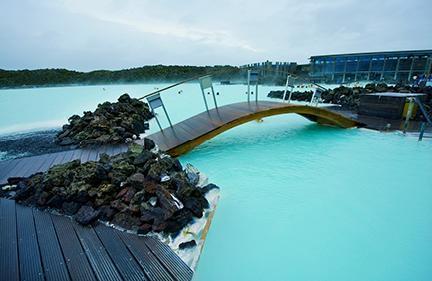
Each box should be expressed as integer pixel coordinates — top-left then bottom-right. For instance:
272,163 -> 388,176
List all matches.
1,0 -> 431,71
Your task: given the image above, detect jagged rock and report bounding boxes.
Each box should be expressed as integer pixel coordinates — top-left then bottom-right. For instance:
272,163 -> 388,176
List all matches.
7,177 -> 26,185
3,146 -> 215,236
179,240 -> 197,250
201,183 -> 220,194
127,173 -> 145,188
138,223 -> 152,235
112,211 -> 141,229
185,164 -> 200,186
62,201 -> 81,215
143,138 -> 156,150
133,151 -> 154,166
74,206 -> 100,225
268,83 -> 432,116
55,94 -> 153,147
164,209 -> 194,235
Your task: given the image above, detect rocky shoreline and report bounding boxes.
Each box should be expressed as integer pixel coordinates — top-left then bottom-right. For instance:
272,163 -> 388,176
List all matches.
55,94 -> 153,147
268,83 -> 432,114
1,141 -> 219,240
0,129 -> 66,161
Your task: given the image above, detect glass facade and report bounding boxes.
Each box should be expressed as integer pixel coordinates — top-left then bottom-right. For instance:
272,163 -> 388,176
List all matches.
309,50 -> 432,84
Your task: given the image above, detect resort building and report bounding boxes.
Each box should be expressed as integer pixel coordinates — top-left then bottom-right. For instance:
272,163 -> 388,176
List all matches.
241,60 -> 298,78
309,49 -> 432,84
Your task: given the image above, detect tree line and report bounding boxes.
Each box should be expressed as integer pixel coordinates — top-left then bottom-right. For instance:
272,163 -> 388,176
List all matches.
0,65 -> 242,88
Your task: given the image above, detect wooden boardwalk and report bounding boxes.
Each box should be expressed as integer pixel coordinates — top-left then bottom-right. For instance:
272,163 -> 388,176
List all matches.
0,198 -> 193,281
146,101 -> 360,156
0,145 -> 128,186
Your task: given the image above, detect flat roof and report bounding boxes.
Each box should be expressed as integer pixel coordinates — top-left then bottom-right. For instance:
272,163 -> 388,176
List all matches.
366,92 -> 426,98
310,49 -> 432,59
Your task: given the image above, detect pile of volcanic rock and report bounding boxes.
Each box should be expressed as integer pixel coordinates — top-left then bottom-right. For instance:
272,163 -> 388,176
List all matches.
268,83 -> 432,112
1,142 -> 218,236
55,94 -> 153,147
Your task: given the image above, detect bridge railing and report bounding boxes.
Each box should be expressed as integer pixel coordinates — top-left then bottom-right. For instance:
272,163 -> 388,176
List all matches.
138,68 -> 325,133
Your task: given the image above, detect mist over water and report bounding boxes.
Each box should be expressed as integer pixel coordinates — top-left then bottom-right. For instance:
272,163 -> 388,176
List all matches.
1,83 -> 431,281
180,116 -> 432,281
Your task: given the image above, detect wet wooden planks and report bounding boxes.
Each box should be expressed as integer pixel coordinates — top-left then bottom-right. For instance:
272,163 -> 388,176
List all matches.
0,198 -> 194,281
0,145 -> 128,185
146,101 -> 359,156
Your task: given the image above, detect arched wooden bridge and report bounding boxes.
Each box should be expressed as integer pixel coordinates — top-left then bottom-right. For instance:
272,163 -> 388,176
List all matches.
144,101 -> 360,157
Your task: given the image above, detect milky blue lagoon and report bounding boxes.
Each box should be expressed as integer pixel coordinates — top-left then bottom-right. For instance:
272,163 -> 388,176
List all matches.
1,84 -> 431,280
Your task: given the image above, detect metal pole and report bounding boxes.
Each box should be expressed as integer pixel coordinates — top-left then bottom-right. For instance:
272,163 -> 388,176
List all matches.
210,85 -> 218,109
403,98 -> 415,134
151,108 -> 163,131
282,75 -> 290,102
287,89 -> 293,103
200,84 -> 209,112
418,122 -> 425,141
161,103 -> 173,127
255,82 -> 258,102
310,89 -> 316,105
247,70 -> 251,103
415,97 -> 432,126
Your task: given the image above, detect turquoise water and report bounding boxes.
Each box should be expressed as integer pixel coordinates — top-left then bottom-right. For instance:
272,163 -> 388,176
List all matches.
181,116 -> 432,281
0,83 -> 279,135
1,84 -> 431,280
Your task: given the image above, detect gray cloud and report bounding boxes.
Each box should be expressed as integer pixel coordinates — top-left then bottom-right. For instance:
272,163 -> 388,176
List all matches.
1,0 -> 430,70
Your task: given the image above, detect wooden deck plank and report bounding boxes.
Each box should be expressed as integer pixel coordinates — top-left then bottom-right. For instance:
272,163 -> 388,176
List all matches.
15,156 -> 38,178
0,199 -> 193,281
33,209 -> 71,281
73,224 -> 123,281
51,151 -> 68,167
0,199 -> 19,281
119,232 -> 175,281
51,214 -> 97,281
21,155 -> 47,177
80,149 -> 91,163
0,160 -> 16,183
95,225 -> 148,281
87,149 -> 98,162
61,150 -> 76,164
70,149 -> 83,162
16,204 -> 44,281
1,158 -> 27,183
38,153 -> 59,173
143,237 -> 194,281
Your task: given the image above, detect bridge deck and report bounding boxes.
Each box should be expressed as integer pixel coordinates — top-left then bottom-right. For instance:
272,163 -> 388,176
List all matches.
0,145 -> 128,186
146,101 -> 359,156
0,198 -> 193,281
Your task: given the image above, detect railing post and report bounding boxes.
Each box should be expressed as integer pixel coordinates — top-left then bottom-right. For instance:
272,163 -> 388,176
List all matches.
418,122 -> 426,141
255,81 -> 258,102
282,75 -> 290,102
200,83 -> 210,112
247,70 -> 251,103
403,98 -> 415,134
210,85 -> 218,109
147,93 -> 172,131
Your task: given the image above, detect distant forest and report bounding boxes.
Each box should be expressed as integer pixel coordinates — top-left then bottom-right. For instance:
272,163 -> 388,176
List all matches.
0,65 -> 242,89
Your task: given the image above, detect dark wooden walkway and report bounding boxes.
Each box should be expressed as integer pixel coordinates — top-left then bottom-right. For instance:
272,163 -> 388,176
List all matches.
0,145 -> 128,185
0,198 -> 193,281
146,101 -> 359,156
